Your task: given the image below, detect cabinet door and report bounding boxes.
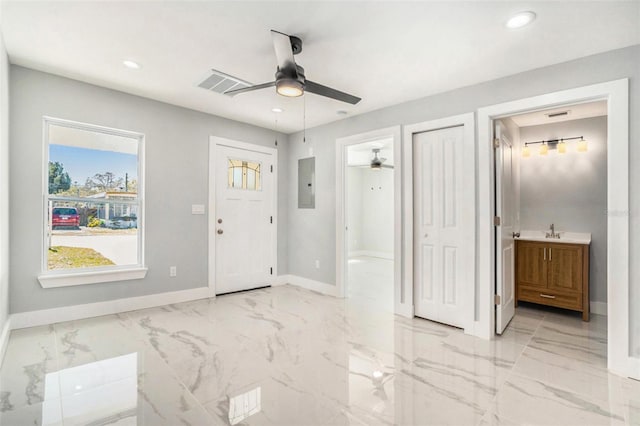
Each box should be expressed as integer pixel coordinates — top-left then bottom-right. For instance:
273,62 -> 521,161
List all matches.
548,244 -> 583,293
516,241 -> 548,288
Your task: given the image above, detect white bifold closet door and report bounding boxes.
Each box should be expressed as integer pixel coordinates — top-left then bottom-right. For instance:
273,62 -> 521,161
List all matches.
413,125 -> 468,328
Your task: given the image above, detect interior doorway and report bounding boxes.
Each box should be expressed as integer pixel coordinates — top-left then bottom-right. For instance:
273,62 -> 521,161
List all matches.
345,139 -> 395,311
477,79 -> 630,377
336,126 -> 403,314
493,100 -> 608,334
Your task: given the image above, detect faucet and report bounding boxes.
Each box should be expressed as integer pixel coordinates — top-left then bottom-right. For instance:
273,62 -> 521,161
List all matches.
546,223 -> 560,239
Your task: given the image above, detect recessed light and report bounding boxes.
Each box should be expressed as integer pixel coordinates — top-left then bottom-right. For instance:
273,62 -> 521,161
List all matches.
272,108 -> 283,113
506,11 -> 536,29
122,60 -> 141,69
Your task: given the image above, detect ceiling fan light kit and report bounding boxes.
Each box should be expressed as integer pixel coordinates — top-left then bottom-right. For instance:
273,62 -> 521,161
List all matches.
276,78 -> 304,97
224,30 -> 361,105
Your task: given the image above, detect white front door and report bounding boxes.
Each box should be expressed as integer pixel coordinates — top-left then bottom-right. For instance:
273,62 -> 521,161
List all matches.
495,121 -> 516,334
413,126 -> 467,328
215,144 -> 274,295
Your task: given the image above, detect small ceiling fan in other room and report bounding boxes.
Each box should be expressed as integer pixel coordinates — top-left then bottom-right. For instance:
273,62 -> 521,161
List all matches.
224,30 -> 361,105
369,148 -> 393,170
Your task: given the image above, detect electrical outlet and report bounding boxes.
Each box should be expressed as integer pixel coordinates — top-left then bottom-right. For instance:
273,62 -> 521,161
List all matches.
315,260 -> 320,269
169,266 -> 177,277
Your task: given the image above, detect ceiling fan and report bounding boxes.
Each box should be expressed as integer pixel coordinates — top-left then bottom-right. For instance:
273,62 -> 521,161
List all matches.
224,30 -> 361,105
352,148 -> 393,170
370,148 -> 393,170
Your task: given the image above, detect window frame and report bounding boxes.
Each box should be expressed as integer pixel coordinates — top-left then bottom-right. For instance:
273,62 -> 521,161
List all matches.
38,117 -> 147,288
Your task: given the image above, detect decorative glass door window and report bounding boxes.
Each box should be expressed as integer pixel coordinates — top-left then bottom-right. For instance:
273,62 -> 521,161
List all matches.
228,159 -> 261,190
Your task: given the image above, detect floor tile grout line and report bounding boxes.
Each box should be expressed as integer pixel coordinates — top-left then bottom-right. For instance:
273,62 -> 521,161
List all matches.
503,311 -> 623,410
481,310 -> 547,421
51,323 -> 67,426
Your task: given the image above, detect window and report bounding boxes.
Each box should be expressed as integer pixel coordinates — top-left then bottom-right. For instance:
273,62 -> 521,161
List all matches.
39,118 -> 146,287
228,158 -> 261,190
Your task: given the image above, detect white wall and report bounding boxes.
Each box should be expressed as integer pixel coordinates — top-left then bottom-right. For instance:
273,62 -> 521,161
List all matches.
360,168 -> 394,257
0,25 -> 10,349
347,167 -> 394,258
519,116 -> 608,304
285,45 -> 640,356
9,66 -> 288,313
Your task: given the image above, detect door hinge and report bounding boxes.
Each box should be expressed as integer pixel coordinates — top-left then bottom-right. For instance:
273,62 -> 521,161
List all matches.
270,165 -> 273,173
493,138 -> 500,149
270,216 -> 273,224
270,267 -> 273,275
494,216 -> 501,226
494,294 -> 501,305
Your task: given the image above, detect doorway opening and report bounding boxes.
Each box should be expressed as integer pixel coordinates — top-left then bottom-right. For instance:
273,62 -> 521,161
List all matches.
478,79 -> 630,377
494,100 -> 608,336
336,126 -> 403,315
345,140 -> 395,311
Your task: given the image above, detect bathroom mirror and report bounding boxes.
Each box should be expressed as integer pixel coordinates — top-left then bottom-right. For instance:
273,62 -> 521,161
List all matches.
298,157 -> 315,209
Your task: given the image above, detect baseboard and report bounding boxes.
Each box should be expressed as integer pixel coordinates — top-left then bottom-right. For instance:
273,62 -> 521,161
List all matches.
629,356 -> 640,380
395,303 -> 414,319
10,286 -> 213,330
590,301 -> 607,316
348,250 -> 394,260
277,274 -> 338,297
0,317 -> 11,367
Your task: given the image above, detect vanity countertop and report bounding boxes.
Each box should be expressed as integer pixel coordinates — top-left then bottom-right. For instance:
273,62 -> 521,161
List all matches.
515,230 -> 591,245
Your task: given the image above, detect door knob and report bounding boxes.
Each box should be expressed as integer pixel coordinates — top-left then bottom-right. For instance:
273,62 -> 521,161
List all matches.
217,229 -> 223,235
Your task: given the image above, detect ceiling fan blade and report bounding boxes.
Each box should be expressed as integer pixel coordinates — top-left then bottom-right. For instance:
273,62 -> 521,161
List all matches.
381,164 -> 394,169
305,80 -> 361,105
224,81 -> 275,96
271,30 -> 298,76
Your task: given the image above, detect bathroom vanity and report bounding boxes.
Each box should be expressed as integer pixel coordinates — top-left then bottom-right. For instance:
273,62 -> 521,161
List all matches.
515,231 -> 591,321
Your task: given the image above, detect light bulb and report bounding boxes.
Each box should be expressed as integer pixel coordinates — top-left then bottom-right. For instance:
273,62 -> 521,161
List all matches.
276,80 -> 304,97
506,11 -> 537,29
577,138 -> 588,152
557,141 -> 567,154
539,143 -> 548,156
522,145 -> 530,158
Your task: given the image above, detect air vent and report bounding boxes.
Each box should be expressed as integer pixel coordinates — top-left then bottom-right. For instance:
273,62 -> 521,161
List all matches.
197,69 -> 252,96
546,110 -> 570,118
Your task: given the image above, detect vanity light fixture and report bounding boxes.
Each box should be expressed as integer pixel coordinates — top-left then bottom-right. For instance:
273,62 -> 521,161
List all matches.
557,139 -> 567,154
522,135 -> 586,157
577,137 -> 588,152
539,142 -> 548,156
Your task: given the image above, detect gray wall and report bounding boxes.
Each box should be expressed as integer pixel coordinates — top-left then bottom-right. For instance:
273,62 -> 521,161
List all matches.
286,45 -> 640,356
519,117 -> 607,304
0,30 -> 9,336
9,66 -> 288,313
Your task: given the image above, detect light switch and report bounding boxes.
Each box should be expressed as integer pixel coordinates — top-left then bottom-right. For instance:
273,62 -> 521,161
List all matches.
192,204 -> 205,215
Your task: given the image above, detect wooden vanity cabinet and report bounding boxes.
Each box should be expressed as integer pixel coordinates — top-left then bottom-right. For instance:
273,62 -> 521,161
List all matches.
515,240 -> 590,321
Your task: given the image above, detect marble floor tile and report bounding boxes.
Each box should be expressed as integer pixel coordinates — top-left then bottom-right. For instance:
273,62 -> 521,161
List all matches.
489,373 -> 627,425
0,285 -> 633,425
0,325 -> 58,413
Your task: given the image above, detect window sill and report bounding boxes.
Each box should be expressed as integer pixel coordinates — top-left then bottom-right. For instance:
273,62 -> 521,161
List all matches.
38,267 -> 148,288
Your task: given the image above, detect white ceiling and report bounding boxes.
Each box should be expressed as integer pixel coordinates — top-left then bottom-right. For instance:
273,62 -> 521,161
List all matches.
2,1 -> 638,134
347,138 -> 394,166
509,100 -> 608,127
